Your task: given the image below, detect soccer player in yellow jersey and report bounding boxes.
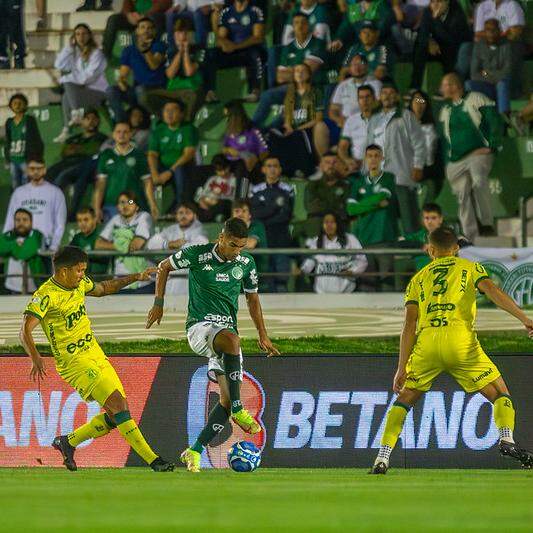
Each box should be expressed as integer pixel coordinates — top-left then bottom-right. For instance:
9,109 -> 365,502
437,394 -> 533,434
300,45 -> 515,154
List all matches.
371,227 -> 533,474
20,246 -> 174,472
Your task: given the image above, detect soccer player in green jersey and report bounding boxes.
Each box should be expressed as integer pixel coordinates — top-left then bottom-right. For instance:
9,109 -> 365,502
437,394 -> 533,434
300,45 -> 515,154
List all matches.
146,217 -> 279,472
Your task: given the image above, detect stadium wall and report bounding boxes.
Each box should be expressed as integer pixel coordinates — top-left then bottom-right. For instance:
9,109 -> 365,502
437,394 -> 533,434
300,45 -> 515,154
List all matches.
0,293 -> 405,314
1,355 -> 532,469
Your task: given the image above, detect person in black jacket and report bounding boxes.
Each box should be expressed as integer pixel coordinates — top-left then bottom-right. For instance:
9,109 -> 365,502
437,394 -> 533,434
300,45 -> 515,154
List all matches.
4,94 -> 44,189
410,0 -> 471,89
249,156 -> 295,292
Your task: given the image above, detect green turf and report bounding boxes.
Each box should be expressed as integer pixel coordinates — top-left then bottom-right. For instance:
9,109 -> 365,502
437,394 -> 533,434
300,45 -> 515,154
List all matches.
1,332 -> 531,355
0,468 -> 532,531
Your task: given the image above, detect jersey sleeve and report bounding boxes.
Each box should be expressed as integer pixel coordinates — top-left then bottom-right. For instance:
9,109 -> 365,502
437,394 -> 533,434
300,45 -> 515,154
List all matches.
242,256 -> 259,293
82,276 -> 96,294
24,288 -> 52,321
404,278 -> 420,306
96,151 -> 108,178
472,262 -> 490,289
168,245 -> 198,270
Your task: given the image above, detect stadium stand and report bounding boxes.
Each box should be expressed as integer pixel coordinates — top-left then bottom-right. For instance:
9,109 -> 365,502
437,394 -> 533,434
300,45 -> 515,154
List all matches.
0,0 -> 532,293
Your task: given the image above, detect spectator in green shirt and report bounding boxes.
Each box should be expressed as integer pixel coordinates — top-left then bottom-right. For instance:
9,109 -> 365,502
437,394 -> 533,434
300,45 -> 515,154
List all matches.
253,12 -> 327,127
346,144 -> 398,290
69,207 -> 109,277
4,93 -> 44,189
148,100 -> 199,209
93,121 -> 158,222
47,110 -> 108,220
0,208 -> 46,294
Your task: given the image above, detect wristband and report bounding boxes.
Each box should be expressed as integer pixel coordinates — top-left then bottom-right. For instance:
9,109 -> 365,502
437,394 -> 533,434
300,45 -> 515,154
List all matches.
154,297 -> 164,307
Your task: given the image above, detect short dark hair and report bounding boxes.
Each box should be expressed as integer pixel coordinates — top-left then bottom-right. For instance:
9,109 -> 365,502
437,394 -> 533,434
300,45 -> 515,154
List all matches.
175,201 -> 197,214
114,121 -> 131,130
137,16 -> 154,26
26,156 -> 45,165
321,151 -> 337,159
422,203 -> 442,216
163,99 -> 185,113
83,108 -> 100,120
174,17 -> 193,32
15,208 -> 32,220
365,144 -> 383,153
76,206 -> 96,217
118,190 -> 138,203
9,93 -> 28,108
232,199 -> 251,211
53,246 -> 89,270
212,153 -> 231,170
357,84 -> 375,97
223,217 -> 248,239
429,226 -> 458,249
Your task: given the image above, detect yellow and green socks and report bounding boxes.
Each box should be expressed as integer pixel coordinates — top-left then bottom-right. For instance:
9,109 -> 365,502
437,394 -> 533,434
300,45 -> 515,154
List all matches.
223,352 -> 243,414
191,403 -> 230,453
493,394 -> 515,443
114,410 -> 158,465
67,413 -> 116,447
375,401 -> 410,465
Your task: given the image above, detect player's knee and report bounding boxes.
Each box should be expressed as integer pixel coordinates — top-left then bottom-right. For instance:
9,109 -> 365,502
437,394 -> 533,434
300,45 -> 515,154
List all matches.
216,330 -> 240,355
104,390 -> 128,415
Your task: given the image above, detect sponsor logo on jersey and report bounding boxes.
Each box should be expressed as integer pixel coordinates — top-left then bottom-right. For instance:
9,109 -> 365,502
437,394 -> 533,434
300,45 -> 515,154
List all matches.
231,266 -> 244,280
199,252 -> 213,263
66,332 -> 93,354
427,302 -> 456,313
216,273 -> 230,282
40,295 -> 50,312
204,314 -> 233,323
65,304 -> 87,330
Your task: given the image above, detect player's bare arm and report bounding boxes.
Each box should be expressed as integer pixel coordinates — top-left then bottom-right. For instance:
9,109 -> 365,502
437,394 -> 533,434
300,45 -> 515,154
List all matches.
478,279 -> 533,336
19,313 -> 47,381
146,258 -> 173,328
246,292 -> 280,357
394,303 -> 418,393
87,267 -> 157,297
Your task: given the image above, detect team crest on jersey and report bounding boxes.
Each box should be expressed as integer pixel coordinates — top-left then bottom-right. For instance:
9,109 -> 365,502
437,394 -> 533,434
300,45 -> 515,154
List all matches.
231,266 -> 244,280
241,14 -> 250,25
126,157 -> 136,167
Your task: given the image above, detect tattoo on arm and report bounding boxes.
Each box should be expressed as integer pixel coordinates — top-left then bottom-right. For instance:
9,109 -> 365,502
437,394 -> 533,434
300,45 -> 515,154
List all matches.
89,274 -> 140,297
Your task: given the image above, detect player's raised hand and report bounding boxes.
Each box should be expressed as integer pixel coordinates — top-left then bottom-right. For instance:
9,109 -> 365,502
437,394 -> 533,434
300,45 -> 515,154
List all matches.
524,318 -> 533,338
30,355 -> 47,382
258,335 -> 280,357
393,367 -> 407,394
138,266 -> 158,282
146,305 -> 163,329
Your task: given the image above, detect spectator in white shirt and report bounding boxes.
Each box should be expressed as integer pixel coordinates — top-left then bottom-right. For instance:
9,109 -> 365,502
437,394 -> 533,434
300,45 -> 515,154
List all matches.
147,202 -> 208,293
328,54 -> 382,131
3,157 -> 67,251
474,0 -> 525,42
53,24 -> 109,143
300,212 -> 367,293
95,190 -> 154,292
338,84 -> 377,174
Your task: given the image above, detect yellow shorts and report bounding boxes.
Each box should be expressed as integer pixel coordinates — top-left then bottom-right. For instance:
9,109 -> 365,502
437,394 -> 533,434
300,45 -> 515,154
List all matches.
405,327 -> 501,393
59,344 -> 125,405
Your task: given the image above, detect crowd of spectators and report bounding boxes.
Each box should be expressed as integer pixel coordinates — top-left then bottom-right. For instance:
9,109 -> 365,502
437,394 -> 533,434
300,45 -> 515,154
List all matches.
0,0 -> 530,294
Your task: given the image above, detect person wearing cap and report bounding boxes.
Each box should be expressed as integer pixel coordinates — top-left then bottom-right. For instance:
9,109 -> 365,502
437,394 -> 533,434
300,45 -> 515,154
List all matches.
341,21 -> 392,80
366,78 -> 426,234
328,54 -> 382,131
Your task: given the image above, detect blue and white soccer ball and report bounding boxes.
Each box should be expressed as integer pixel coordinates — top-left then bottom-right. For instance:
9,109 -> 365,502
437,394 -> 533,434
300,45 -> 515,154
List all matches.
227,441 -> 262,472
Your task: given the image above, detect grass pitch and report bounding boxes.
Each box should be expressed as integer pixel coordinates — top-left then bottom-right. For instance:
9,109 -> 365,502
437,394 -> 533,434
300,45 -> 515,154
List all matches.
1,468 -> 532,532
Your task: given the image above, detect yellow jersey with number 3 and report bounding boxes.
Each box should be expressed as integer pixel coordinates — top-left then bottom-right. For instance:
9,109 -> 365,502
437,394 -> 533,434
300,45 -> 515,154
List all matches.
24,276 -> 97,370
404,256 -> 490,334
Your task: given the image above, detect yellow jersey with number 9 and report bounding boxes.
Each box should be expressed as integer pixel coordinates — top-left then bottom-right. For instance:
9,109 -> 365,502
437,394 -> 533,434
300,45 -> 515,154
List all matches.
404,256 -> 490,334
24,276 -> 98,370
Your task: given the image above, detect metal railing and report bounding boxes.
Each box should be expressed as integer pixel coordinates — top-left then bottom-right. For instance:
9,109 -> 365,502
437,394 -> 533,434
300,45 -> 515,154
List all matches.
0,247 -> 427,295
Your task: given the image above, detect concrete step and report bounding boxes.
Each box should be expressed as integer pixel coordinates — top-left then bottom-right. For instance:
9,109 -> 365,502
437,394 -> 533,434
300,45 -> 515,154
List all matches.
24,12 -> 111,33
27,30 -> 102,52
25,50 -> 57,69
0,88 -> 61,107
25,0 -> 121,14
0,69 -> 60,88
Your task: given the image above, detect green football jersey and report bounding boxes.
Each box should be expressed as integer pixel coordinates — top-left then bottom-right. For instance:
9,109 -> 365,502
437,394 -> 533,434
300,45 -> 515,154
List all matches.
169,243 -> 259,332
148,122 -> 199,169
70,227 -> 109,275
279,35 -> 326,68
8,115 -> 28,164
96,146 -> 150,207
